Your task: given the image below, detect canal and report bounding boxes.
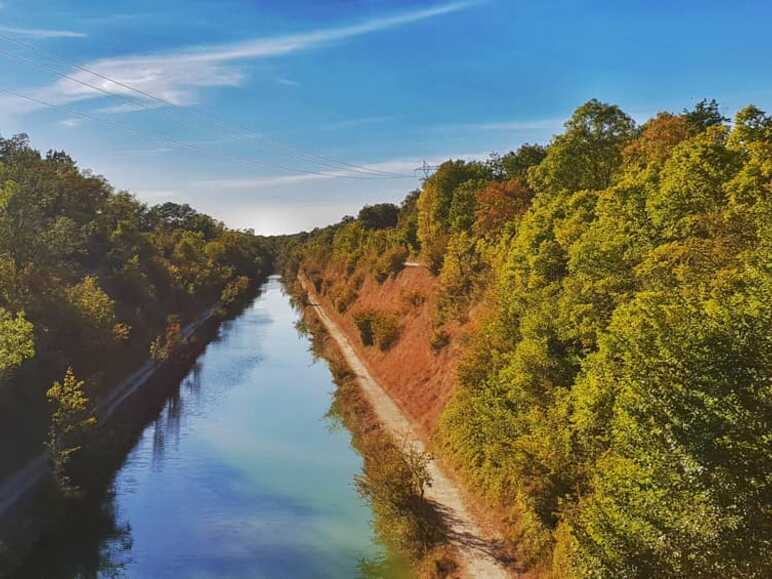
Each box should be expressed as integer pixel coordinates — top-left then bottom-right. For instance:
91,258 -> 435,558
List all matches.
18,276 -> 393,578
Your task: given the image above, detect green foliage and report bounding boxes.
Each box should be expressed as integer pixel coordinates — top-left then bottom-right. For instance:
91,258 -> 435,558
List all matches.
647,125 -> 741,239
355,437 -> 440,560
359,203 -> 400,230
354,311 -> 376,346
429,329 -> 450,353
567,280 -> 772,577
417,160 -> 491,271
497,143 -> 548,180
220,275 -> 251,307
372,313 -> 401,351
435,232 -> 484,323
373,246 -> 408,283
529,99 -> 636,194
683,98 -> 729,132
285,99 -> 772,577
397,190 -> 421,253
354,309 -> 401,350
46,368 -> 96,496
64,276 -> 116,346
438,100 -> 772,575
447,179 -> 485,233
0,307 -> 34,372
0,132 -> 272,474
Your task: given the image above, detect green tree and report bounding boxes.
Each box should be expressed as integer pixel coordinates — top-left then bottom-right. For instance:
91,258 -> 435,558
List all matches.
0,307 -> 34,373
497,143 -> 547,180
46,368 -> 96,496
529,99 -> 636,194
683,98 -> 729,132
358,203 -> 400,230
417,160 -> 490,270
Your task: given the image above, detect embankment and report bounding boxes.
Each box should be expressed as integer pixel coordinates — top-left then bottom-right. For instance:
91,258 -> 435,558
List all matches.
299,272 -> 512,579
308,264 -> 472,437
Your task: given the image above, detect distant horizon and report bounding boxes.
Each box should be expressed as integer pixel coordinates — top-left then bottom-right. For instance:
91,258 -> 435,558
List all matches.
2,97 -> 757,237
1,0 -> 771,234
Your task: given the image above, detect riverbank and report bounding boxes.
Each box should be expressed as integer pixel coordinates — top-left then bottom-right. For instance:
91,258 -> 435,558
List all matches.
10,275 -> 397,578
0,289 -> 259,576
299,272 -> 513,579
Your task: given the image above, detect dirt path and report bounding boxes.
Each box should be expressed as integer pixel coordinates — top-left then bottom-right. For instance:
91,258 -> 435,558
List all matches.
301,274 -> 511,579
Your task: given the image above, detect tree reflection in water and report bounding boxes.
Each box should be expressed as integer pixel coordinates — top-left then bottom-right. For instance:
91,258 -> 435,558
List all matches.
14,492 -> 133,579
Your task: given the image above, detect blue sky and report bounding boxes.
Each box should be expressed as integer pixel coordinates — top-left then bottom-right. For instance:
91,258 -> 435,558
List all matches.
1,0 -> 771,234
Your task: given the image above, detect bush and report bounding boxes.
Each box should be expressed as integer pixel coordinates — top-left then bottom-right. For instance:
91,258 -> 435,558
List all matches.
355,436 -> 443,559
220,275 -> 251,307
354,309 -> 401,350
336,285 -> 358,313
372,313 -> 401,350
328,281 -> 358,313
354,311 -> 376,346
401,289 -> 426,308
373,245 -> 408,283
430,329 -> 450,352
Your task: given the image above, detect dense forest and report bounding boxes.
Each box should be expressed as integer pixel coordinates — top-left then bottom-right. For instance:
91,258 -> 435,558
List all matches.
0,133 -> 274,480
282,99 -> 771,577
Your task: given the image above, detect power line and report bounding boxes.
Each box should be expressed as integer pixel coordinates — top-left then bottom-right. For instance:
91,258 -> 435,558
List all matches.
0,32 -> 413,179
0,31 -> 404,178
415,160 -> 440,181
0,86 -> 412,183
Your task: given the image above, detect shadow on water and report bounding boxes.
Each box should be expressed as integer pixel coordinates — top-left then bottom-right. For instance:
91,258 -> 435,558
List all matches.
10,290 -> 261,579
10,277 -> 391,579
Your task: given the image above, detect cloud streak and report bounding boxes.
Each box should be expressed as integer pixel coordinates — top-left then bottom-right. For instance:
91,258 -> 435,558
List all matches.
8,1 -> 481,115
439,118 -> 565,132
194,151 -> 490,190
0,25 -> 86,38
58,117 -> 83,128
322,115 -> 396,130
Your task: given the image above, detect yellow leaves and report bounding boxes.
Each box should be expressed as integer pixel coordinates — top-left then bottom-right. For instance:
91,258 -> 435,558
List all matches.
46,367 -> 95,435
0,307 -> 35,371
0,179 -> 18,212
65,275 -> 116,331
46,367 -> 95,495
111,322 -> 132,343
648,125 -> 741,238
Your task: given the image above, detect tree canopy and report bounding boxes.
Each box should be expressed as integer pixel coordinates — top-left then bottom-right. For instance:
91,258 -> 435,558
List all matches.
282,99 -> 772,578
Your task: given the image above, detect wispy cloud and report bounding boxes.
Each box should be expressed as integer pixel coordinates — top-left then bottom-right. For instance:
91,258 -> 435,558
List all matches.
95,101 -> 165,114
446,118 -> 565,132
0,25 -> 86,38
322,115 -> 396,130
194,151 -> 490,190
8,1 -> 481,115
58,117 -> 83,128
276,77 -> 301,87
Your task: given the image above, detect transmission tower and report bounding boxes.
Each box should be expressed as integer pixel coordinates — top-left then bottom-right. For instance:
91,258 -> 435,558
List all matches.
415,160 -> 440,182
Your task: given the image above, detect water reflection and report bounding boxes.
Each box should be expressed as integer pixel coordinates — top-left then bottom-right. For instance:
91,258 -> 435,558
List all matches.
15,492 -> 133,578
16,277 -> 386,578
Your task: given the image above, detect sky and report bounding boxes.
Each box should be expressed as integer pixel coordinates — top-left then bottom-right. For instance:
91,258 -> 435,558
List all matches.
1,0 -> 771,234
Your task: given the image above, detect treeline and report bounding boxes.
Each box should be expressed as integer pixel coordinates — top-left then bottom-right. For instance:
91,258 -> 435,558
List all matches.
281,99 -> 771,577
0,133 -> 273,477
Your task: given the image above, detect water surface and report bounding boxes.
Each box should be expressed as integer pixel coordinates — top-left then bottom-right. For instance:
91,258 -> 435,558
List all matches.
26,276 -> 386,578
